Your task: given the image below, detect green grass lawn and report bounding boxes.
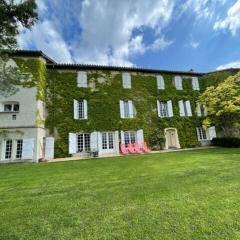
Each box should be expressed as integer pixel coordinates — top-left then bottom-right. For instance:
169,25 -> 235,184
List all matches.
0,148 -> 240,240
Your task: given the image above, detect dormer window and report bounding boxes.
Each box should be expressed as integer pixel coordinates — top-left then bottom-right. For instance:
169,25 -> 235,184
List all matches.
3,102 -> 20,112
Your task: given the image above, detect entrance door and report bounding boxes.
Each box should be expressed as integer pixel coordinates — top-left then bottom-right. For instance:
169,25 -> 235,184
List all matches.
166,129 -> 177,149
101,132 -> 115,154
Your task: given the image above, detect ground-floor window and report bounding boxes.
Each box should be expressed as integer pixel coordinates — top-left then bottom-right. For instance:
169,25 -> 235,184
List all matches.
197,127 -> 207,140
102,132 -> 114,150
5,140 -> 13,159
15,139 -> 23,159
124,131 -> 136,146
77,133 -> 90,152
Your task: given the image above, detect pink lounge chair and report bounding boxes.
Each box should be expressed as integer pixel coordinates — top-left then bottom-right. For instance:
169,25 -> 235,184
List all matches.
133,143 -> 144,154
140,142 -> 150,153
128,143 -> 137,154
120,144 -> 129,154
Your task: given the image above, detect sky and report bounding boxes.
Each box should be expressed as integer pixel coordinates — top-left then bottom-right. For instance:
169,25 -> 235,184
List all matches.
18,0 -> 240,72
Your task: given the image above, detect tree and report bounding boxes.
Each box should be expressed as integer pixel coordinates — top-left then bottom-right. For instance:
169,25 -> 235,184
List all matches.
0,0 -> 38,96
0,0 -> 38,50
198,72 -> 240,137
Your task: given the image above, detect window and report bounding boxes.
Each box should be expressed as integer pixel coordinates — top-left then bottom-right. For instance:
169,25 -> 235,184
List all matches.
157,100 -> 173,117
77,71 -> 87,87
3,103 -> 19,112
102,132 -> 114,150
157,75 -> 165,89
77,133 -> 90,152
120,100 -> 136,118
122,72 -> 131,89
124,131 -> 136,146
192,77 -> 200,90
74,99 -> 87,119
179,100 -> 192,116
12,114 -> 16,120
174,76 -> 183,90
158,101 -> 168,117
197,127 -> 207,141
196,103 -> 207,117
15,140 -> 23,159
5,140 -> 13,159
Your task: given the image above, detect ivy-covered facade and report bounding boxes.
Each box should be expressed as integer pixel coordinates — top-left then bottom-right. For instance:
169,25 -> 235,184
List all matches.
0,50 -> 236,162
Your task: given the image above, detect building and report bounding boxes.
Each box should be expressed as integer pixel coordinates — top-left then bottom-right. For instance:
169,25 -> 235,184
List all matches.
0,50 -> 236,163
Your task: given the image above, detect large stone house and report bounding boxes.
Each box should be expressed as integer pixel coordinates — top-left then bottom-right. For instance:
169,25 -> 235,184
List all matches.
0,50 -> 236,163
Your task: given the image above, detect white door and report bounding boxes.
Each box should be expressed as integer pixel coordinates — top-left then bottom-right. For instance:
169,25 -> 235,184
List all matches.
101,132 -> 115,154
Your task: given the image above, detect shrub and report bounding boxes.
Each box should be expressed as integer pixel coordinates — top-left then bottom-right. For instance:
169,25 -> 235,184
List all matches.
211,137 -> 240,147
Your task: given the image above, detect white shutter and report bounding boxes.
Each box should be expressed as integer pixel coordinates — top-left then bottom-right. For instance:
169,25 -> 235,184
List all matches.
83,99 -> 88,119
119,100 -> 124,118
90,131 -> 98,151
129,100 -> 134,118
122,72 -> 131,89
186,100 -> 192,116
157,100 -> 160,117
22,138 -> 34,159
114,131 -> 119,153
68,133 -> 77,154
167,100 -> 173,117
179,100 -> 185,116
208,126 -> 216,140
120,131 -> 125,144
44,137 -> 54,160
196,128 -> 201,141
137,129 -> 144,143
77,71 -> 87,87
0,102 -> 4,112
157,75 -> 165,89
196,103 -> 201,116
175,76 -> 182,90
192,77 -> 199,90
97,132 -> 102,155
73,100 -> 79,119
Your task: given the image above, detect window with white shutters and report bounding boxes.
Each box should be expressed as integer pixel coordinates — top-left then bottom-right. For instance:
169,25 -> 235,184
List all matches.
74,100 -> 88,120
157,75 -> 165,89
77,71 -> 87,87
158,101 -> 168,117
120,100 -> 135,118
174,76 -> 183,90
77,133 -> 90,152
179,100 -> 192,116
197,127 -> 207,141
192,77 -> 200,90
123,101 -> 130,118
122,72 -> 131,89
124,131 -> 136,147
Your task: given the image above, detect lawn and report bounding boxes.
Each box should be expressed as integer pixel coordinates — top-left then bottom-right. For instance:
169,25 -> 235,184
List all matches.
0,148 -> 240,240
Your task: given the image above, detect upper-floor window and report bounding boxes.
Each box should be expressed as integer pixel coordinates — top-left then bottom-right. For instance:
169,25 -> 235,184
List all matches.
157,100 -> 173,117
73,99 -> 88,119
119,100 -> 136,118
77,71 -> 87,88
2,102 -> 20,112
122,72 -> 131,89
157,75 -> 165,89
178,100 -> 192,116
192,77 -> 200,90
196,103 -> 207,117
174,76 -> 183,90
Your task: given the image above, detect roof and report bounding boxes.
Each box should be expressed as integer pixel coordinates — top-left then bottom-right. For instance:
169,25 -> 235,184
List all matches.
2,50 -> 56,64
47,63 -> 203,76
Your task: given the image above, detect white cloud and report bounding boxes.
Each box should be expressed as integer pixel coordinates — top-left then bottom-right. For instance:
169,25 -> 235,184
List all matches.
18,20 -> 72,63
72,0 -> 174,65
189,41 -> 200,48
216,61 -> 240,70
214,0 -> 240,35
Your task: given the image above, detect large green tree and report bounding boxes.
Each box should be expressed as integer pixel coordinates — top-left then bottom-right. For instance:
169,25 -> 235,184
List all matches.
0,0 -> 38,96
0,0 -> 38,49
199,72 -> 240,137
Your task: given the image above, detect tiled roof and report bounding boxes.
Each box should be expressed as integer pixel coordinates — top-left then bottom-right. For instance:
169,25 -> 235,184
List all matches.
46,63 -> 203,76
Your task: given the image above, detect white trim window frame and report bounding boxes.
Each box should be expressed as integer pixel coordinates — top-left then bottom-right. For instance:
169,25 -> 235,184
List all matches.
15,139 -> 23,159
77,133 -> 91,153
4,140 -> 13,160
77,71 -> 88,88
192,77 -> 200,91
122,72 -> 131,89
124,131 -> 136,147
196,127 -> 208,141
174,76 -> 183,90
2,102 -> 20,112
158,101 -> 168,117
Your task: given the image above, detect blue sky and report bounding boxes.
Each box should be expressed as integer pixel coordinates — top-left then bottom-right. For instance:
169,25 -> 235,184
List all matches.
18,0 -> 240,72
